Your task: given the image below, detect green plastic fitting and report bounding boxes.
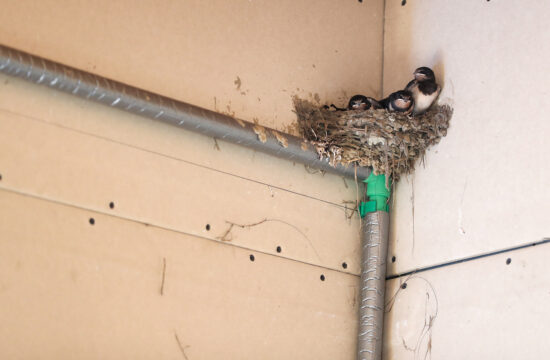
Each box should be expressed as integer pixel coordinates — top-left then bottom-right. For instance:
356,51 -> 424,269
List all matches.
359,173 -> 391,217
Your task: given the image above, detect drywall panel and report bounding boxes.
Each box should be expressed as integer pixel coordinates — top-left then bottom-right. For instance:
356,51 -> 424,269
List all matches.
0,112 -> 362,274
383,241 -> 550,360
0,73 -> 361,207
0,0 -> 384,131
383,1 -> 550,275
0,189 -> 360,359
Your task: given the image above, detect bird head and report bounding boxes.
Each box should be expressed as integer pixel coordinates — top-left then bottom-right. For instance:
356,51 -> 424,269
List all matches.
413,67 -> 435,82
392,90 -> 413,110
348,95 -> 370,110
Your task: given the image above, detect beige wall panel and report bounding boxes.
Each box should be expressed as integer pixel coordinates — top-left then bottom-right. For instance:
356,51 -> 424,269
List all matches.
0,189 -> 360,359
0,112 -> 362,274
383,1 -> 550,275
0,0 -> 383,131
383,243 -> 550,359
0,73 -> 361,207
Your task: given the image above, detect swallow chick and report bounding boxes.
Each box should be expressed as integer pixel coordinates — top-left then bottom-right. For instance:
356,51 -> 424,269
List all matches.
405,66 -> 441,115
347,94 -> 383,110
328,94 -> 383,111
379,90 -> 414,114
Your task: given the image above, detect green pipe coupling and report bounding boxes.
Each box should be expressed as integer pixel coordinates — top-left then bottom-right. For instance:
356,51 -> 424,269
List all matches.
359,173 -> 391,216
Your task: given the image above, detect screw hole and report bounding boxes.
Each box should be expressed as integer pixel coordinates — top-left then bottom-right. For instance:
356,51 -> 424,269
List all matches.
109,201 -> 115,209
0,174 -> 2,181
205,224 -> 211,231
89,218 -> 95,225
506,258 -> 512,265
401,282 -> 407,289
342,262 -> 348,269
249,254 -> 255,262
276,246 -> 282,253
320,274 -> 325,281
391,256 -> 396,263
401,0 -> 406,5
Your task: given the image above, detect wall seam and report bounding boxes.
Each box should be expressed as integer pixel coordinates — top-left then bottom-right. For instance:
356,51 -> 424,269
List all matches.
0,107 -> 353,209
0,186 -> 360,276
386,238 -> 550,280
380,0 -> 387,98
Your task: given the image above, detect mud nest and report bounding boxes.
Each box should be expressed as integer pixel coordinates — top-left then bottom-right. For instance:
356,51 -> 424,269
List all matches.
294,97 -> 453,180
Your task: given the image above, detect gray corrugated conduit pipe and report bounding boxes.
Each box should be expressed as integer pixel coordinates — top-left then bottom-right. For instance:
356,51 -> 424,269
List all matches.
358,211 -> 390,360
0,44 -> 370,180
0,43 -> 388,360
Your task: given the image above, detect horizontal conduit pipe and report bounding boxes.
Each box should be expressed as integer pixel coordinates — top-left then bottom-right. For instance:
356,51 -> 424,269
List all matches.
0,44 -> 370,180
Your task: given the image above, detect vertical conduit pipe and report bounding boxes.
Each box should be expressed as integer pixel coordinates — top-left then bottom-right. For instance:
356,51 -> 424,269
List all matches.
358,211 -> 389,360
358,172 -> 391,360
